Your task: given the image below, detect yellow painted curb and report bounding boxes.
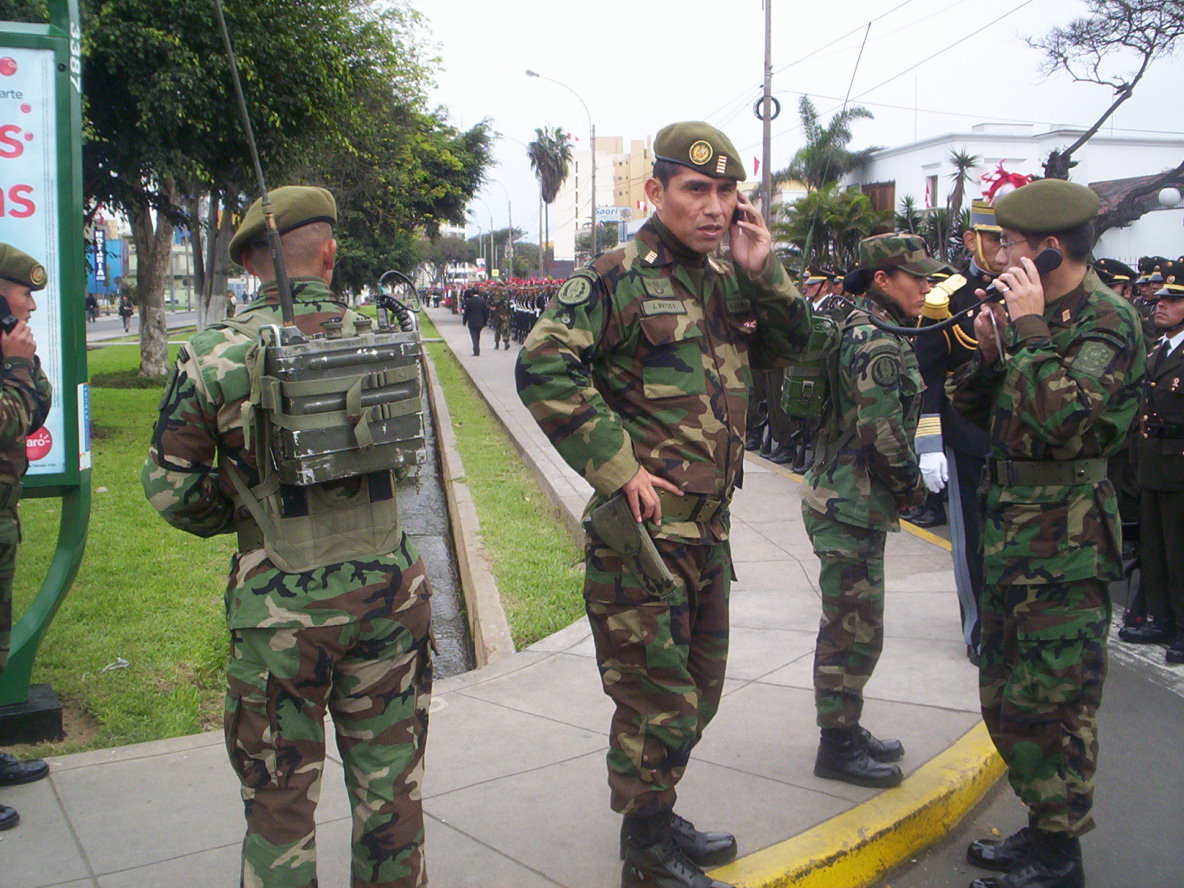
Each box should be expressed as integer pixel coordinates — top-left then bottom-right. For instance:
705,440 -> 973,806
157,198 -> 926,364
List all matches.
710,722 -> 1005,888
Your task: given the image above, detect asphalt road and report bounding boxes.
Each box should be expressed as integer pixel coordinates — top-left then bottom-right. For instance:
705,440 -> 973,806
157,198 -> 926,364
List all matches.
84,308 -> 198,342
875,628 -> 1184,888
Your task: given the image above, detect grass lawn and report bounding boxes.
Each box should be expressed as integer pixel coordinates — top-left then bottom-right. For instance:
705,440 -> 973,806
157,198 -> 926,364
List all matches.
10,318 -> 583,756
418,313 -> 585,647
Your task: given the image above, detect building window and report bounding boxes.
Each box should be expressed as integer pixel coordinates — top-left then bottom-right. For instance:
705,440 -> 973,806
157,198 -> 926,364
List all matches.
926,175 -> 938,209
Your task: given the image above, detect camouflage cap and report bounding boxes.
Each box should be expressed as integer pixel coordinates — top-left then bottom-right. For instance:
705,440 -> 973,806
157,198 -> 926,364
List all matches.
0,242 -> 48,291
994,179 -> 1099,235
858,232 -> 943,276
654,121 -> 745,181
969,199 -> 1001,232
229,185 -> 337,264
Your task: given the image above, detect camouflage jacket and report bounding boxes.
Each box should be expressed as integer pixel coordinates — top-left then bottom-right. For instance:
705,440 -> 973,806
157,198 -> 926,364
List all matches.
143,277 -> 414,629
0,354 -> 52,519
947,270 -> 1144,585
802,294 -> 926,531
516,219 -> 811,543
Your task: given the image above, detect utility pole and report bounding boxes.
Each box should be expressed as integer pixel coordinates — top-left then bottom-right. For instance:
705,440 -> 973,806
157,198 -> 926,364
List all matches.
761,0 -> 773,215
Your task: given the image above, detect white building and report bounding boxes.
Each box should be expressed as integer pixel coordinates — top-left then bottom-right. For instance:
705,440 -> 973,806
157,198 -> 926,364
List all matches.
843,123 -> 1184,264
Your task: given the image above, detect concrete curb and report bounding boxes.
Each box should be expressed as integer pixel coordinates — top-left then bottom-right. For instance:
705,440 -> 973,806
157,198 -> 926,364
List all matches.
421,346 -> 515,667
711,722 -> 1005,888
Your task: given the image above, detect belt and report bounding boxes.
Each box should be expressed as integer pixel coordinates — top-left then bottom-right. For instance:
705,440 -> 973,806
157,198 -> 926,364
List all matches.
1144,421 -> 1184,440
987,457 -> 1107,487
235,520 -> 265,553
657,489 -> 726,523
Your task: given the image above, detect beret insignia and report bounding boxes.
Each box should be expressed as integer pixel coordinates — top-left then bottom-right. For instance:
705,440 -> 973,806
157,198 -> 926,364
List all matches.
29,264 -> 47,287
557,275 -> 592,307
688,140 -> 713,166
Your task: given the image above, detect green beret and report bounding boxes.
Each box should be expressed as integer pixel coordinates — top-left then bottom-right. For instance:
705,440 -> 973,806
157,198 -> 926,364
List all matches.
994,179 -> 1099,235
229,185 -> 337,265
858,232 -> 943,276
0,242 -> 47,291
654,121 -> 745,181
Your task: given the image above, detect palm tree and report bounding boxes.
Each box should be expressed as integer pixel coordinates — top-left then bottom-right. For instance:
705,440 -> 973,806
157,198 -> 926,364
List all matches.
774,184 -> 890,270
946,149 -> 980,227
771,96 -> 880,193
895,195 -> 921,234
527,126 -> 573,274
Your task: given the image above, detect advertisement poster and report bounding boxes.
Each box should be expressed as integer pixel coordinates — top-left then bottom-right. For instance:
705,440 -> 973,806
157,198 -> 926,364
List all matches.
0,47 -> 66,476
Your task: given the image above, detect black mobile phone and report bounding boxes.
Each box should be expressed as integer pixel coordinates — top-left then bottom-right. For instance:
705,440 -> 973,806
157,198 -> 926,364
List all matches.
731,206 -> 744,225
0,295 -> 17,334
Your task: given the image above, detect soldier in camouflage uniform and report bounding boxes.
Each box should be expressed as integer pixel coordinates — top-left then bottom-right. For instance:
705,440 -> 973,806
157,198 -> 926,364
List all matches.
489,286 -> 512,350
947,180 -> 1144,888
517,121 -> 811,888
0,244 -> 53,832
801,233 -> 935,789
143,188 -> 432,888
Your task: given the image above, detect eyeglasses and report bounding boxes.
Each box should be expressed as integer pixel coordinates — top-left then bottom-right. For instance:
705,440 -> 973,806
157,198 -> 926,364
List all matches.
997,238 -> 1027,252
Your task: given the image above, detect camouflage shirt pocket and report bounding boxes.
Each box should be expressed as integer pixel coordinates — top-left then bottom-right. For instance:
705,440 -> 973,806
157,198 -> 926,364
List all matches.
638,316 -> 706,400
224,655 -> 282,790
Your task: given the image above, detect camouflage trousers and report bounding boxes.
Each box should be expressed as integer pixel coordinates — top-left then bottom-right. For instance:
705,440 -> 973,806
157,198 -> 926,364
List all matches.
979,578 -> 1108,837
0,537 -> 13,675
584,530 -> 731,816
802,505 -> 886,730
225,559 -> 433,888
493,315 -> 511,347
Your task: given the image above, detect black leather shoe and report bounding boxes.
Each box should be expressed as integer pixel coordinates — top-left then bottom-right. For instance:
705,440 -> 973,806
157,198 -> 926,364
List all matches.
768,444 -> 795,465
0,803 -> 18,831
0,752 -> 49,787
1166,634 -> 1184,664
906,507 -> 946,528
744,429 -> 764,451
621,812 -> 737,868
968,831 -> 1083,888
857,726 -> 904,763
967,827 -> 1034,872
814,727 -> 902,788
1118,616 -> 1176,644
620,813 -> 733,888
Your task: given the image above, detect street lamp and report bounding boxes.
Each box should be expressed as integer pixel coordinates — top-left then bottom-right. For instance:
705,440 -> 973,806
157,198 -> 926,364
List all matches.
526,69 -> 597,255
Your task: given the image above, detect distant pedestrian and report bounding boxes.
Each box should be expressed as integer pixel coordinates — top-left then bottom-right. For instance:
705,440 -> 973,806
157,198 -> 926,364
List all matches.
117,293 -> 134,332
462,286 -> 488,355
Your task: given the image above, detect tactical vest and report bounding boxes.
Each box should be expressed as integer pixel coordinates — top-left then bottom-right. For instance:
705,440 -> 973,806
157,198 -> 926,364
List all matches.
219,308 -> 424,573
780,312 -> 841,420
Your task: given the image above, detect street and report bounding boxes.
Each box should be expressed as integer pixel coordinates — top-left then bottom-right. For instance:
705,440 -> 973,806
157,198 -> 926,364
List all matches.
84,308 -> 197,343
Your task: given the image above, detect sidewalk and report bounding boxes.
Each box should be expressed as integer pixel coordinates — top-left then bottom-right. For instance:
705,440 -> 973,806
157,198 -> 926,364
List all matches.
3,307 -> 997,888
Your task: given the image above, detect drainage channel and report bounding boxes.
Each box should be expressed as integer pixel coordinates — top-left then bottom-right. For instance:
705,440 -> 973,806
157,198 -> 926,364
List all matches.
398,386 -> 475,678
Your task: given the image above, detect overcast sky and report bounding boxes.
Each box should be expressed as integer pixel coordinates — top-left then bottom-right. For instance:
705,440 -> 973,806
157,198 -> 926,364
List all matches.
411,0 -> 1180,242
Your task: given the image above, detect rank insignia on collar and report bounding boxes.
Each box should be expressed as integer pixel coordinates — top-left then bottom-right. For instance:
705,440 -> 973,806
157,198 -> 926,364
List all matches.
644,250 -> 658,264
1062,309 -> 1071,322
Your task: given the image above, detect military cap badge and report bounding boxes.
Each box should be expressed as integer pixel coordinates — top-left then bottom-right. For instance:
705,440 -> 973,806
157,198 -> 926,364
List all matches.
688,140 -> 713,166
30,263 -> 47,287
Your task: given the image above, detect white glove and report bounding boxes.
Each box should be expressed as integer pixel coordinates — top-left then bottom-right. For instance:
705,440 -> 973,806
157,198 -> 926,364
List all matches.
920,451 -> 948,493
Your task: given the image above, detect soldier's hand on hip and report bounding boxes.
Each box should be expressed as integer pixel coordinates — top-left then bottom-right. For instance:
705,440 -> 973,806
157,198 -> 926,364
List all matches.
730,190 -> 771,276
620,467 -> 682,524
1,321 -> 36,360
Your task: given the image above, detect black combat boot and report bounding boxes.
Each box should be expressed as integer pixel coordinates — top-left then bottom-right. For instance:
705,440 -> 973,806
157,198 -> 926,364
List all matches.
814,727 -> 903,788
744,426 -> 764,451
967,826 -> 1035,871
968,829 -> 1083,888
620,811 -> 734,888
856,726 -> 904,763
621,811 -> 737,868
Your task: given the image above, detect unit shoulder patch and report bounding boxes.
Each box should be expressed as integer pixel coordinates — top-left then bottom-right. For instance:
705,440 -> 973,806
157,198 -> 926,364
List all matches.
557,275 -> 594,307
869,352 -> 901,387
1073,339 -> 1116,377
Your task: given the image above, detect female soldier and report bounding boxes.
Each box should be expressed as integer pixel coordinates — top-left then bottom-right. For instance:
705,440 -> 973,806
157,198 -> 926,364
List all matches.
801,233 -> 936,787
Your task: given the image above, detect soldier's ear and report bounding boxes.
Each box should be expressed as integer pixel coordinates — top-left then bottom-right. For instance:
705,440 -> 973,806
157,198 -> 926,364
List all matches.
644,177 -> 664,210
321,239 -> 337,282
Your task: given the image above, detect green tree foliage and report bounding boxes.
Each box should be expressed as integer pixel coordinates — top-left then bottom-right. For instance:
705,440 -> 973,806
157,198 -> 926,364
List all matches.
417,234 -> 478,288
773,185 -> 889,270
946,149 -> 980,224
76,0 -> 489,373
576,222 -> 619,256
772,96 -> 880,193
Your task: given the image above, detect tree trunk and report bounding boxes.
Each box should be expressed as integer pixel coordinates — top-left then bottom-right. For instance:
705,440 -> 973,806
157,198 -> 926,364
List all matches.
130,198 -> 175,377
187,192 -> 207,329
200,193 -> 234,327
